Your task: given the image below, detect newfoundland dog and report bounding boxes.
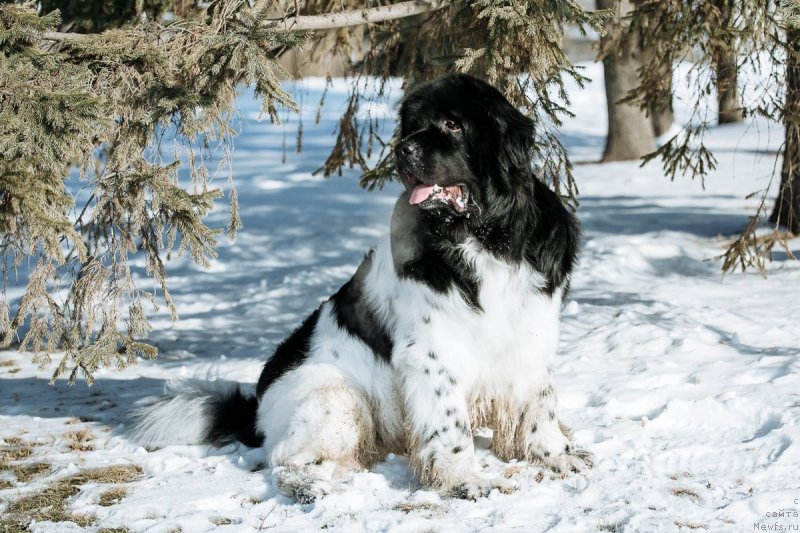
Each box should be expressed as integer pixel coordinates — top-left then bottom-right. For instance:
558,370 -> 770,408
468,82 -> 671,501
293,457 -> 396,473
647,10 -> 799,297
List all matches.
132,73 -> 592,501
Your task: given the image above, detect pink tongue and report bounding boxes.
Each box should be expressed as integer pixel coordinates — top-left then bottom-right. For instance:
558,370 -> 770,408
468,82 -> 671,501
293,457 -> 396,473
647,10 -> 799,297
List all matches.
409,184 -> 435,205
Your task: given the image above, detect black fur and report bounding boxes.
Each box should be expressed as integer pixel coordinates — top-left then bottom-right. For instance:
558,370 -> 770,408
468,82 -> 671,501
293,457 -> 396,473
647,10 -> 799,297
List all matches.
330,253 -> 394,363
206,386 -> 264,447
256,307 -> 321,397
399,244 -> 482,311
394,73 -> 580,298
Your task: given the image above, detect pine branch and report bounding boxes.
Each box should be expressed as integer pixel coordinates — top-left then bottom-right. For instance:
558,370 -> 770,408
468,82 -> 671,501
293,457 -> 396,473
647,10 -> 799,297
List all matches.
0,0 -> 308,383
41,0 -> 449,42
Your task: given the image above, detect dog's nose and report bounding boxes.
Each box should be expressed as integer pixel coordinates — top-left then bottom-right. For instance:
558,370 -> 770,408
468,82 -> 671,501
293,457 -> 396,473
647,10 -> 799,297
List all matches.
396,141 -> 415,157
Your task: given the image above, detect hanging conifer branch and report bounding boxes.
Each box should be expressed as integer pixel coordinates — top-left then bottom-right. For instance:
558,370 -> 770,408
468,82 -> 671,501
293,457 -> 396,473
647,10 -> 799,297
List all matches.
0,0 -> 305,383
40,0 -> 449,42
618,0 -> 800,274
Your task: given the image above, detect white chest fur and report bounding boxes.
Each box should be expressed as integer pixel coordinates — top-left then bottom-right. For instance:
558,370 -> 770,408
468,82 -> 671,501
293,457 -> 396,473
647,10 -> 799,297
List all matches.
365,237 -> 563,401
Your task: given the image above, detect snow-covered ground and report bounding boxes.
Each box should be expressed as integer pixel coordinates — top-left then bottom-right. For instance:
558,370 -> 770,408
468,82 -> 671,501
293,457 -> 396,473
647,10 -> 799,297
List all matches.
1,63 -> 799,532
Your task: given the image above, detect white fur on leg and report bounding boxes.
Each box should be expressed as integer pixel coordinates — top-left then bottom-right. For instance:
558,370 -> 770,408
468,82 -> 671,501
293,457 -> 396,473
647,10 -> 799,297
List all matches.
519,382 -> 593,474
257,363 -> 377,502
394,343 -> 478,490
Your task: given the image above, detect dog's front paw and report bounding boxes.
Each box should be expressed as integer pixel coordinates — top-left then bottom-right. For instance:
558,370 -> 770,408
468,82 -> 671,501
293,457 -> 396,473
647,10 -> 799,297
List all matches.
447,475 -> 516,500
275,465 -> 332,504
537,445 -> 594,475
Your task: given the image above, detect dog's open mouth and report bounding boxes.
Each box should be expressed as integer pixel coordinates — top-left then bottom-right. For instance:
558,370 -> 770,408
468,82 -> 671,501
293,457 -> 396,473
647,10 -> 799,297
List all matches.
408,182 -> 469,213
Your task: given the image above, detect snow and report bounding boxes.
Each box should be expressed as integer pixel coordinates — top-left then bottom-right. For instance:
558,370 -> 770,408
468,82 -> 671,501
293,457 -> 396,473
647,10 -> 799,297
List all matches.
2,64 -> 800,532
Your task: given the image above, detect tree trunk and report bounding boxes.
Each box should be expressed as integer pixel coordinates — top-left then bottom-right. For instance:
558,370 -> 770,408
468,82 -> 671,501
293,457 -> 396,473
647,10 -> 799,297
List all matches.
715,49 -> 743,124
769,28 -> 800,233
714,0 -> 743,124
649,62 -> 674,137
597,0 -> 656,162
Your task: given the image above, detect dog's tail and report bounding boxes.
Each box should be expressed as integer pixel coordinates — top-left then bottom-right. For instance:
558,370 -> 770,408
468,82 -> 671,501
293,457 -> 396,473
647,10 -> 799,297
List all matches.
130,379 -> 264,449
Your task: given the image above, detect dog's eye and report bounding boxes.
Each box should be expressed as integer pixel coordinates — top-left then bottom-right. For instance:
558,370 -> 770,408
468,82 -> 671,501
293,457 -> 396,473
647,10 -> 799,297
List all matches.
443,119 -> 461,132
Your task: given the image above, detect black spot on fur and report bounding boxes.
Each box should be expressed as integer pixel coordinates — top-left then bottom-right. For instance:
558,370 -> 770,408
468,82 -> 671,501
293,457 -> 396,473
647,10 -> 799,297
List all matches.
445,408 -> 454,416
549,411 -> 556,421
565,444 -> 571,453
206,386 -> 264,448
540,385 -> 553,398
331,254 -> 394,363
428,351 -> 437,360
531,423 -> 538,433
544,451 -> 551,458
435,387 -> 443,397
424,368 -> 430,375
422,315 -> 431,324
448,376 -> 457,385
256,307 -> 321,397
331,349 -> 339,359
427,452 -> 436,468
452,445 -> 463,454
407,340 -> 416,348
425,430 -> 440,444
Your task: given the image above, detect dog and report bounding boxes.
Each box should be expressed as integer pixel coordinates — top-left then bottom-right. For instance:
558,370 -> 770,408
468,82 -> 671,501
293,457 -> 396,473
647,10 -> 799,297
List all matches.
132,73 -> 592,502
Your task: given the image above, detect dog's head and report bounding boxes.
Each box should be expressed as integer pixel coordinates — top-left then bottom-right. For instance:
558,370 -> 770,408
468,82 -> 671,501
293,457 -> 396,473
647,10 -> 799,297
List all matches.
395,74 -> 535,219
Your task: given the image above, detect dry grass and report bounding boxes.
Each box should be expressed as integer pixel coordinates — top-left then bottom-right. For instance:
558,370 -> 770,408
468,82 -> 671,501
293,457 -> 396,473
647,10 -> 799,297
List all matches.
97,528 -> 132,533
3,436 -> 45,448
0,360 -> 15,367
11,462 -> 52,482
98,487 -> 128,506
0,465 -> 142,531
65,429 -> 94,452
672,488 -> 703,504
1,479 -> 95,529
502,464 -> 526,478
0,439 -> 52,489
73,465 -> 142,484
0,445 -> 33,466
392,501 -> 443,514
211,517 -> 234,525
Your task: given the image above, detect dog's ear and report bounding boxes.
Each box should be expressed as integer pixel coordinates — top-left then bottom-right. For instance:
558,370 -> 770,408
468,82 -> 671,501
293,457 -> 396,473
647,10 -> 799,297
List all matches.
492,101 -> 535,186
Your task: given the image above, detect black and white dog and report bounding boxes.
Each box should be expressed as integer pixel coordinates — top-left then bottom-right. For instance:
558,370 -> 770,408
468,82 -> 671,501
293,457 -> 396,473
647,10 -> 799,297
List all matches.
132,74 -> 592,501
